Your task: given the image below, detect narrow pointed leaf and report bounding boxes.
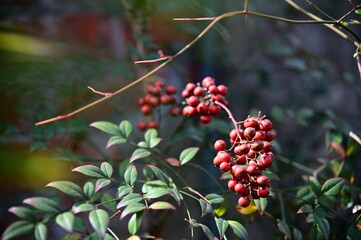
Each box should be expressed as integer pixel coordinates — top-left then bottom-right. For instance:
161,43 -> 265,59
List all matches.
321,178 -> 344,196
149,138 -> 162,148
90,121 -> 120,135
124,165 -> 138,186
72,165 -> 106,178
72,203 -> 95,214
121,203 -> 146,219
100,162 -> 113,178
130,148 -> 151,162
254,198 -> 267,215
169,186 -> 182,205
278,220 -> 291,239
117,185 -> 133,198
199,199 -> 213,216
34,223 -> 47,240
215,217 -> 228,239
56,211 -> 75,233
228,220 -> 249,240
117,193 -> 143,209
8,206 -> 37,222
23,197 -> 60,213
148,201 -> 176,210
106,136 -> 126,148
179,147 -> 199,165
46,181 -> 84,198
147,165 -> 170,184
143,188 -> 169,199
95,179 -> 111,192
314,210 -> 330,238
309,177 -> 322,196
198,223 -> 215,240
165,158 -> 181,167
128,213 -> 143,235
89,209 -> 109,238
119,120 -> 132,138
205,193 -> 224,204
2,220 -> 34,240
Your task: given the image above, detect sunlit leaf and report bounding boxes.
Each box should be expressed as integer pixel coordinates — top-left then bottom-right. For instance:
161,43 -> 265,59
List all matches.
215,217 -> 228,239
228,220 -> 248,240
72,203 -> 94,214
179,147 -> 199,165
128,213 -> 143,235
83,182 -> 95,199
2,220 -> 34,240
100,162 -> 113,178
124,165 -> 138,186
143,188 -> 169,199
117,185 -> 133,198
117,193 -> 143,209
95,179 -> 111,192
34,223 -> 47,240
205,193 -> 224,204
144,129 -> 158,144
121,203 -> 146,219
46,181 -> 84,198
23,197 -> 60,213
165,158 -> 181,167
148,201 -> 176,210
72,165 -> 106,178
89,209 -> 109,238
106,136 -> 126,148
8,206 -> 37,222
119,120 -> 132,138
130,149 -> 151,162
90,121 -> 120,135
56,211 -> 75,233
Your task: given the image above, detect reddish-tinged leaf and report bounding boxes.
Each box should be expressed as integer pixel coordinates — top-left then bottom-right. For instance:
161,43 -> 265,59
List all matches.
72,165 -> 105,178
100,162 -> 113,178
179,147 -> 199,165
130,148 -> 151,162
8,206 -> 37,222
148,201 -> 176,210
2,220 -> 34,240
121,203 -> 146,219
106,136 -> 126,148
95,179 -> 111,192
46,181 -> 84,198
56,211 -> 75,233
23,197 -> 60,213
165,158 -> 181,167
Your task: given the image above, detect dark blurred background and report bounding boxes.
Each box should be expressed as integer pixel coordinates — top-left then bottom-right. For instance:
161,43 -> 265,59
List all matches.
1,0 -> 361,239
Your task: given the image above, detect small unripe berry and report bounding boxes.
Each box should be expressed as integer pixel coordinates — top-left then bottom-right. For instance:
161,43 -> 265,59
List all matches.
200,115 -> 211,124
214,140 -> 227,151
140,104 -> 152,115
238,196 -> 251,207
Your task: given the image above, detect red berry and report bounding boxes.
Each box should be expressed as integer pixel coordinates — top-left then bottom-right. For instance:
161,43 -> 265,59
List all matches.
183,106 -> 197,116
253,130 -> 265,140
214,140 -> 227,151
235,183 -> 250,196
246,164 -> 261,176
228,179 -> 238,190
219,162 -> 230,172
256,175 -> 271,188
160,94 -> 171,105
200,115 -> 212,124
186,96 -> 199,107
234,144 -> 250,155
217,85 -> 228,96
217,151 -> 231,163
229,129 -> 243,141
260,119 -> 273,131
258,187 -> 269,198
238,196 -> 251,207
231,165 -> 247,179
202,76 -> 215,88
259,154 -> 273,168
169,107 -> 180,117
244,127 -> 256,140
213,157 -> 222,166
244,118 -> 260,129
151,86 -> 162,96
193,86 -> 204,96
140,104 -> 152,115
208,85 -> 218,94
154,81 -> 164,88
149,121 -> 159,129
138,97 -> 145,106
149,96 -> 160,107
250,140 -> 264,152
181,89 -> 191,98
196,102 -> 209,114
208,104 -> 221,115
138,121 -> 148,131
165,85 -> 177,95
262,141 -> 272,152
235,154 -> 247,164
251,189 -> 260,199
264,130 -> 275,141
185,83 -> 196,92
247,150 -> 257,158
211,94 -> 224,102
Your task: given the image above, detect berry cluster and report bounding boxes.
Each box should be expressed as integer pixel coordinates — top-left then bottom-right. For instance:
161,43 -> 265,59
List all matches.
138,81 -> 180,131
213,115 -> 275,207
181,77 -> 228,124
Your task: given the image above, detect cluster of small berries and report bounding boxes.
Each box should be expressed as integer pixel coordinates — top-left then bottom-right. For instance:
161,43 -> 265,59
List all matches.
138,81 -> 180,130
181,77 -> 228,124
213,115 -> 275,207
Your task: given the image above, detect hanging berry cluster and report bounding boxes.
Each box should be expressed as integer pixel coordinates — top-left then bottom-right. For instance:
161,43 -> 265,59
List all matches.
181,76 -> 228,124
213,115 -> 275,207
138,81 -> 180,131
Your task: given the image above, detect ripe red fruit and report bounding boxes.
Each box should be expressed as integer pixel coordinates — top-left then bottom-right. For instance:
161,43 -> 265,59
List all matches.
213,157 -> 222,166
138,121 -> 148,131
140,104 -> 152,115
232,165 -> 247,179
260,119 -> 273,131
228,179 -> 238,190
264,130 -> 275,141
234,183 -> 250,196
185,83 -> 196,92
149,96 -> 160,106
154,81 -> 164,88
216,151 -> 230,163
262,141 -> 272,152
160,94 -> 171,105
183,106 -> 197,116
258,187 -> 269,198
208,85 -> 218,94
217,85 -> 228,95
253,130 -> 265,140
235,154 -> 247,164
196,102 -> 209,114
219,162 -> 230,172
151,86 -> 162,96
186,96 -> 199,107
250,140 -> 264,152
165,85 -> 177,95
244,127 -> 256,140
169,107 -> 180,116
238,196 -> 251,207
149,121 -> 159,129
234,144 -> 250,155
138,97 -> 145,106
244,118 -> 260,129
229,128 -> 243,140
193,86 -> 204,96
247,150 -> 257,158
259,154 -> 273,168
181,89 -> 191,98
200,115 -> 212,124
208,104 -> 221,115
246,164 -> 261,176
214,140 -> 227,151
202,76 -> 215,88
256,175 -> 271,188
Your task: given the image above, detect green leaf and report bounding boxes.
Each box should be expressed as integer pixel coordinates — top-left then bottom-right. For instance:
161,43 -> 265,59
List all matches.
277,220 -> 291,239
124,165 -> 138,186
130,148 -> 151,162
309,224 -> 324,240
144,129 -> 158,143
83,182 -> 95,199
56,211 -> 75,232
106,136 -> 126,148
205,193 -> 224,204
215,217 -> 228,239
128,213 -> 143,235
142,166 -> 154,180
2,220 -> 34,240
147,165 -> 170,184
23,197 -> 60,213
297,204 -> 313,214
121,203 -> 146,219
168,185 -> 182,205
127,235 -> 141,240
321,178 -> 344,196
119,120 -> 132,138
72,165 -> 106,178
34,223 -> 47,240
72,203 -> 95,214
149,137 -> 162,148
314,209 -> 330,238
89,209 -> 109,238
100,162 -> 113,178
214,200 -> 228,217
46,181 -> 84,198
347,225 -> 361,240
8,206 -> 37,222
198,223 -> 215,240
309,177 -> 322,196
227,220 -> 248,240
118,160 -> 130,178
143,188 -> 169,199
73,216 -> 87,233
90,121 -> 120,135
61,233 -> 82,240
95,179 -> 111,192
137,141 -> 149,148
254,198 -> 267,215
148,201 -> 176,210
355,9 -> 361,15
117,185 -> 133,198
101,194 -> 117,212
293,228 -> 303,240
117,193 -> 143,209
199,199 -> 213,217
179,147 -> 199,165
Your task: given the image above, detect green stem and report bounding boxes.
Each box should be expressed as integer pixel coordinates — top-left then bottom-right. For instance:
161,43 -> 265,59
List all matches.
305,0 -> 336,21
188,163 -> 225,191
277,156 -> 315,174
107,227 -> 120,240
